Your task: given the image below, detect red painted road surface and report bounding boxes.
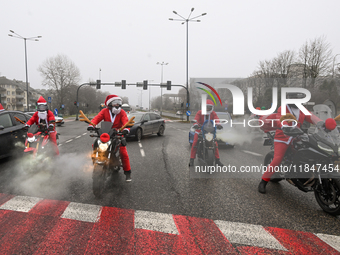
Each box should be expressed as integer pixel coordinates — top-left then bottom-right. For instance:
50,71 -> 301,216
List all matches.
0,193 -> 339,254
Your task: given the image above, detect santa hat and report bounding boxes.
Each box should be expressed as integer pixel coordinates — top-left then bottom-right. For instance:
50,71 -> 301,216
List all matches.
37,96 -> 47,105
105,95 -> 122,106
207,99 -> 214,106
0,103 -> 4,111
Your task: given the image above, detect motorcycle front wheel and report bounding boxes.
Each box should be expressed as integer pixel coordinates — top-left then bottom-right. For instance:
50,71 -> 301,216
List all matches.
206,149 -> 214,167
314,178 -> 340,216
92,164 -> 107,198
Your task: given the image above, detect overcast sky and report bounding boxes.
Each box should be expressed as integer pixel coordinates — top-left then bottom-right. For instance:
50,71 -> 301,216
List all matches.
1,0 -> 340,108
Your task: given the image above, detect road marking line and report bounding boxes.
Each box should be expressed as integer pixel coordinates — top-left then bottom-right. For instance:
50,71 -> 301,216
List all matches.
135,210 -> 179,235
58,144 -> 62,147
0,196 -> 42,213
214,220 -> 287,251
61,202 -> 102,223
242,150 -> 263,157
140,149 -> 145,157
315,233 -> 340,252
65,139 -> 73,143
75,136 -> 82,139
83,133 -> 87,135
138,142 -> 142,148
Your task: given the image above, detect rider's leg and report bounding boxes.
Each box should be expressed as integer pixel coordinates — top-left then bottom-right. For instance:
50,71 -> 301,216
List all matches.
49,132 -> 59,156
119,146 -> 131,182
259,142 -> 289,193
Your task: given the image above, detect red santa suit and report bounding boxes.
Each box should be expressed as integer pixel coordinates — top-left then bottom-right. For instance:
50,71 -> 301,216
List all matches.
26,96 -> 59,155
0,103 -> 4,111
190,99 -> 221,159
90,95 -> 131,172
262,105 -> 321,181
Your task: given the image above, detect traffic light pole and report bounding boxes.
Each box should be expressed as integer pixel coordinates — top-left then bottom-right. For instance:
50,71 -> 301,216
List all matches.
75,82 -> 189,121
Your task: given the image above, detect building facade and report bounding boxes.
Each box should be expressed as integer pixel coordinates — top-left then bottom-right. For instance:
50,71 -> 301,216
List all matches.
0,76 -> 41,111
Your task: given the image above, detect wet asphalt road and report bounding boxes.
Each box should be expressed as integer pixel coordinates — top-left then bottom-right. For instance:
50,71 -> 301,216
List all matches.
0,119 -> 339,236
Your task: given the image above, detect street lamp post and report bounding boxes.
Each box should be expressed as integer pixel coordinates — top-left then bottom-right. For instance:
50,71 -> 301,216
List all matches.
169,8 -> 207,121
332,54 -> 340,78
157,62 -> 168,115
148,80 -> 154,111
8,30 -> 41,111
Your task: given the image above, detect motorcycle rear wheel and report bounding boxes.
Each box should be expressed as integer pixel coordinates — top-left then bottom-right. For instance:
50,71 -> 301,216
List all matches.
314,178 -> 340,216
264,151 -> 283,183
92,164 -> 107,198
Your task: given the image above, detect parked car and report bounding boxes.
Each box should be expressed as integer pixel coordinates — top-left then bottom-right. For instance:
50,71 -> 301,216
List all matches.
26,111 -> 64,126
176,110 -> 183,115
0,110 -> 32,159
189,111 -> 234,147
126,112 -> 165,141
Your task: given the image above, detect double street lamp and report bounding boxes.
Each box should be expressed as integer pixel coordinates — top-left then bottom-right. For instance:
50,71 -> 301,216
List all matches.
157,62 -> 168,115
169,8 -> 207,121
8,30 -> 42,111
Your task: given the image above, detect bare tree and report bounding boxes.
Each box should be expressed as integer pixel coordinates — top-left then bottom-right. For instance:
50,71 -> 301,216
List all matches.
38,54 -> 81,108
298,36 -> 333,87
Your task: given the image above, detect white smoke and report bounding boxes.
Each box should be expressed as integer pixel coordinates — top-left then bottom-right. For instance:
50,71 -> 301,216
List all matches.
10,152 -> 93,199
215,114 -> 263,146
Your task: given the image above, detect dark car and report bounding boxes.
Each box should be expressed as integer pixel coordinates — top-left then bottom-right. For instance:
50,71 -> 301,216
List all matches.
126,112 -> 165,141
0,110 -> 32,159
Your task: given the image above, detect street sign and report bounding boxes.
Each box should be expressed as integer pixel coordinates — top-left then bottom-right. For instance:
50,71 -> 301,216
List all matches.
186,111 -> 191,116
48,97 -> 51,103
54,108 -> 58,116
61,104 -> 65,109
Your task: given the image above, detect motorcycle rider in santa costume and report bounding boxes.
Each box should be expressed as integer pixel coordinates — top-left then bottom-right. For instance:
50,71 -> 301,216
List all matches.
87,94 -> 132,182
189,99 -> 224,167
25,96 -> 60,156
258,92 -> 322,193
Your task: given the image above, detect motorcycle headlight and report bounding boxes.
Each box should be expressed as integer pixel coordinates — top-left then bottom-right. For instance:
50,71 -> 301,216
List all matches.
27,136 -> 35,143
98,143 -> 109,152
318,142 -> 336,156
205,132 -> 214,142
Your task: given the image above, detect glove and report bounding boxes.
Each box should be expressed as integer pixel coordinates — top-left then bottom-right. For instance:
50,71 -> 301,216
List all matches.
122,129 -> 129,135
216,125 -> 223,130
193,124 -> 199,129
48,124 -> 54,131
87,126 -> 95,131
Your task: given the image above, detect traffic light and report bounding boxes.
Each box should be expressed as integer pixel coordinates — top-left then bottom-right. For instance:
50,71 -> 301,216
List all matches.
167,80 -> 171,90
122,80 -> 126,89
74,101 -> 77,106
181,102 -> 184,108
143,80 -> 148,90
96,79 -> 101,89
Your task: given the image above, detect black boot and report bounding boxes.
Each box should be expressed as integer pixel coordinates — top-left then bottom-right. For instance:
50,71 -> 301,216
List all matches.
124,170 -> 132,182
258,180 -> 268,194
215,158 -> 224,167
189,158 -> 194,166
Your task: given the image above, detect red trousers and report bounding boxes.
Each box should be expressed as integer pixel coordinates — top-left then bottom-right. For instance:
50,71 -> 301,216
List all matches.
119,146 -> 131,171
262,142 -> 289,182
190,133 -> 220,159
49,131 -> 59,156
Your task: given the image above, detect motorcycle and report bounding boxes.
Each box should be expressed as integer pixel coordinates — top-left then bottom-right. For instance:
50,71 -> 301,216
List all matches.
78,111 -> 134,198
263,119 -> 340,215
24,122 -> 59,158
88,121 -> 127,198
193,120 -> 220,167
